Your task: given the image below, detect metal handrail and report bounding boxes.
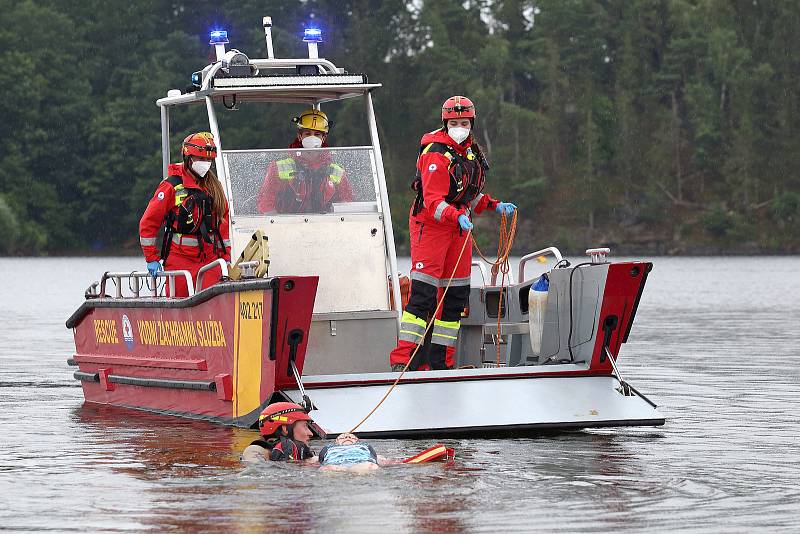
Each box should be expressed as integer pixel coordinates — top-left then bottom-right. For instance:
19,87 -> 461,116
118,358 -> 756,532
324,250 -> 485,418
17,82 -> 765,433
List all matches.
471,261 -> 489,286
518,247 -> 563,283
99,270 -> 194,299
196,259 -> 230,293
490,267 -> 515,287
248,58 -> 340,74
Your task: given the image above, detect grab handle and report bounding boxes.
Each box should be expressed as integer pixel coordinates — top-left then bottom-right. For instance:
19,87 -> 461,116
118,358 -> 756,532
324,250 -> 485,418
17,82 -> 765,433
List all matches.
518,247 -> 563,283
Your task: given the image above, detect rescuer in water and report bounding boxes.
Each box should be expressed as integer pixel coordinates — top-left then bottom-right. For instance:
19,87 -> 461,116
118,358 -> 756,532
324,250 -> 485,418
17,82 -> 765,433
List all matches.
139,132 -> 231,296
256,108 -> 355,214
241,402 -> 316,463
389,96 -> 517,372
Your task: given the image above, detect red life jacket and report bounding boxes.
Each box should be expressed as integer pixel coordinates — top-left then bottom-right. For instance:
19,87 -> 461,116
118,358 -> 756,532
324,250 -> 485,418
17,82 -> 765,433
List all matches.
160,173 -> 225,262
411,129 -> 488,215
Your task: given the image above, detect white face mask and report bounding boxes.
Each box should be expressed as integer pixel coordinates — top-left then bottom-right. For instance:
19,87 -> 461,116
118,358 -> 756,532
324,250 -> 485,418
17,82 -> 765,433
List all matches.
448,126 -> 471,144
301,135 -> 323,149
191,160 -> 212,177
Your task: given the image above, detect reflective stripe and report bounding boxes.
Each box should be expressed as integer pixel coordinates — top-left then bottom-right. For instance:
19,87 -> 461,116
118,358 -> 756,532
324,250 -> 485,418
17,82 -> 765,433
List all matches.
172,234 -> 199,247
422,143 -> 453,163
400,311 -> 427,330
328,163 -> 345,184
470,193 -> 484,210
174,184 -> 187,206
399,331 -> 424,344
276,158 -> 296,181
433,201 -> 449,221
410,271 -> 442,287
139,236 -> 157,246
223,239 -> 231,247
409,271 -> 469,288
399,311 -> 427,344
432,318 -> 460,347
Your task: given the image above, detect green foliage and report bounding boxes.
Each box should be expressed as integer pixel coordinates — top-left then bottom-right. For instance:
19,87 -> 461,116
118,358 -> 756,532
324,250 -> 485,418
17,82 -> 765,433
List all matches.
0,196 -> 20,255
701,204 -> 753,242
772,192 -> 800,224
1,0 -> 799,255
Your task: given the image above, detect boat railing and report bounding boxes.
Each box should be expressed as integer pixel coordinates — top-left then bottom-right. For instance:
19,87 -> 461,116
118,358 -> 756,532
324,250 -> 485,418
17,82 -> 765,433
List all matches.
98,270 -> 194,299
518,247 -> 563,283
471,261 -> 489,287
196,259 -> 230,293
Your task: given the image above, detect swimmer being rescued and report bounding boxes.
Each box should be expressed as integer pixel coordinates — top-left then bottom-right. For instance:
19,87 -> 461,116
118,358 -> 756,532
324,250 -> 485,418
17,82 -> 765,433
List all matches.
312,432 -> 398,473
241,403 -> 453,471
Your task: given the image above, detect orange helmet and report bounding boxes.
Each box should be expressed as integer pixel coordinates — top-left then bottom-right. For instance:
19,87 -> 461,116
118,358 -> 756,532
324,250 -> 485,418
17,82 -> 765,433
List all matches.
182,132 -> 217,159
258,402 -> 313,436
441,96 -> 476,121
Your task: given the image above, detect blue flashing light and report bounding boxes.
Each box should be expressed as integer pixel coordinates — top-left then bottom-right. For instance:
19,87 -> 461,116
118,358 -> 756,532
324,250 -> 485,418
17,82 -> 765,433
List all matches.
209,30 -> 229,44
191,71 -> 202,86
303,27 -> 322,43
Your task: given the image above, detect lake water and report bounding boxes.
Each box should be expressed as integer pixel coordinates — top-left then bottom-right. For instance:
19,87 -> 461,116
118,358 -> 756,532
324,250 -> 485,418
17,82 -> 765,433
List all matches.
1,256 -> 799,532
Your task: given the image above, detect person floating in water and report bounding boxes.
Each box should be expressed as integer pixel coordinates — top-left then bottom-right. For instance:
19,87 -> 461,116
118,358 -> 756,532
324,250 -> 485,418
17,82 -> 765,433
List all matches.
311,432 -> 397,472
241,403 -> 453,470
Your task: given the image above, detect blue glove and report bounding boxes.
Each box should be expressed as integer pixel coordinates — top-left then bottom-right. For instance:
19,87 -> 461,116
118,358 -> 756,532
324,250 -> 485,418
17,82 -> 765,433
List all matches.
458,214 -> 473,231
147,260 -> 162,277
496,202 -> 517,215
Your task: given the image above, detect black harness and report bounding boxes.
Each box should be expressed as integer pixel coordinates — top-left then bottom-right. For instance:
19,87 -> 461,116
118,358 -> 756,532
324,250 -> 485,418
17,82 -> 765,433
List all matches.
158,175 -> 225,263
411,141 -> 489,216
250,437 -> 314,461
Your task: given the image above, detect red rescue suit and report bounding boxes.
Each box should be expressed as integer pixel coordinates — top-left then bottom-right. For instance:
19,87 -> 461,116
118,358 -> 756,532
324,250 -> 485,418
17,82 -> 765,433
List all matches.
139,163 -> 231,296
389,129 -> 498,370
256,139 -> 355,213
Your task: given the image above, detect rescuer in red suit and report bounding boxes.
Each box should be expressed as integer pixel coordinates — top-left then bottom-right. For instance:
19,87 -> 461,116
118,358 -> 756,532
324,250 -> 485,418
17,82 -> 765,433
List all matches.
256,108 -> 355,214
389,96 -> 517,371
241,402 -> 316,463
139,132 -> 231,297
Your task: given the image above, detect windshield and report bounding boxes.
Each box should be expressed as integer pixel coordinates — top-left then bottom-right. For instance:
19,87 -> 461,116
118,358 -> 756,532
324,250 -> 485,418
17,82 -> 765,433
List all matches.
222,147 -> 379,218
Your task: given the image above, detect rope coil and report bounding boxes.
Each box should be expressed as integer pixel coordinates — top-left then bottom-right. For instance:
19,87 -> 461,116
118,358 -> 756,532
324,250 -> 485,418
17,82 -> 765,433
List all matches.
472,210 -> 518,365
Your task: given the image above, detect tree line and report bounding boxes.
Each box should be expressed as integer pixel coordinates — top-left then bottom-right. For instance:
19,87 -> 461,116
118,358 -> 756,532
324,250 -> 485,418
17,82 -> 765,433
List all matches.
1,0 -> 798,256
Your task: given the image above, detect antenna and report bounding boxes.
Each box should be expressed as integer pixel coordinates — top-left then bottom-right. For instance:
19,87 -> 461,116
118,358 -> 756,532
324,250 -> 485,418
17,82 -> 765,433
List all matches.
263,16 -> 275,59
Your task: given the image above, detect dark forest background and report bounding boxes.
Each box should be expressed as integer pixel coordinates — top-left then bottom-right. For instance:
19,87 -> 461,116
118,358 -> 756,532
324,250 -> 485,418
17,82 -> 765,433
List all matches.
1,0 -> 799,256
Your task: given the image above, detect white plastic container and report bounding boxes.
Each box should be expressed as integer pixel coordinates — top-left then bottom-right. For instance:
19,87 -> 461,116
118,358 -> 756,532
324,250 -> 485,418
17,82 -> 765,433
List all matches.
528,274 -> 549,355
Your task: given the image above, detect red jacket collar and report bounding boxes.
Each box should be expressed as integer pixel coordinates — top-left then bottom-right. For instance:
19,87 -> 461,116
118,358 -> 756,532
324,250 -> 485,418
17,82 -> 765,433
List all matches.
168,162 -> 201,188
420,128 -> 473,156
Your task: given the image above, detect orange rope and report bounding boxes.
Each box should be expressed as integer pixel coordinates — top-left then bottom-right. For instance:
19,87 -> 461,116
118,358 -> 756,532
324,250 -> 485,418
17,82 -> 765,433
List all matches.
471,210 -> 518,365
348,229 -> 473,433
348,210 -> 518,432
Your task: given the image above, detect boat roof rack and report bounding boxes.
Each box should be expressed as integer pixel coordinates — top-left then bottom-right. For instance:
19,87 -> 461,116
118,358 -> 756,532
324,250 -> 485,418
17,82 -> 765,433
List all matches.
157,54 -> 380,108
214,72 -> 368,88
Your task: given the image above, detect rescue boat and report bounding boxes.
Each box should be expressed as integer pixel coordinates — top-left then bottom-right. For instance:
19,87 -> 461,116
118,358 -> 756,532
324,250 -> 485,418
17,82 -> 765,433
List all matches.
67,18 -> 665,437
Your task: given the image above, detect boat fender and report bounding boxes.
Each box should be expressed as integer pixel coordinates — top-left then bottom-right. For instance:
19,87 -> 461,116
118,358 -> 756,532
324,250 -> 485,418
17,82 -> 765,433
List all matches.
528,273 -> 549,355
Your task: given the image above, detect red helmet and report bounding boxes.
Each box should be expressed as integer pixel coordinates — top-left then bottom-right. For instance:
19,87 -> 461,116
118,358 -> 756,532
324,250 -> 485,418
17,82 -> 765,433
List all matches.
441,96 -> 476,121
258,402 -> 313,436
182,132 -> 217,159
